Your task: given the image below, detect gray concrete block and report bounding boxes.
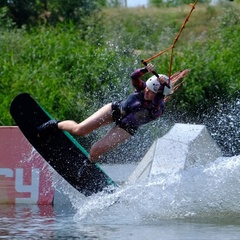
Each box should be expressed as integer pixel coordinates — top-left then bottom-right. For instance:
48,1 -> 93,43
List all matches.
127,123 -> 222,183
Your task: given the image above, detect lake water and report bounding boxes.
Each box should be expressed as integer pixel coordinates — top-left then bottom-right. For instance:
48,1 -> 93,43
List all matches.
1,156 -> 240,239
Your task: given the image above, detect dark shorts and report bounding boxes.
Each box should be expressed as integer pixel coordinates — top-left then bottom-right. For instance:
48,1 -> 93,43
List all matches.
111,102 -> 138,136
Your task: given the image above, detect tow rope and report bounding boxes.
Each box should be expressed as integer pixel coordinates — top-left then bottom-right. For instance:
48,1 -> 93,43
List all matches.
141,0 -> 199,87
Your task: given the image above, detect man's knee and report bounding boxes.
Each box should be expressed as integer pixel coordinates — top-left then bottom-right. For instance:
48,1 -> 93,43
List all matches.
72,123 -> 87,136
89,141 -> 110,163
89,146 -> 101,163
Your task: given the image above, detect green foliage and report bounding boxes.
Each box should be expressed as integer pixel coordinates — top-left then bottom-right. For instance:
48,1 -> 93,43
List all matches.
173,6 -> 240,111
0,0 -> 105,27
0,25 -> 131,125
149,0 -> 209,7
0,3 -> 240,126
0,6 -> 15,29
0,0 -> 44,27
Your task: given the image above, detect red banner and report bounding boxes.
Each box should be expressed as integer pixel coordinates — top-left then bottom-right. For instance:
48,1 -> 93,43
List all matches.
0,127 -> 54,204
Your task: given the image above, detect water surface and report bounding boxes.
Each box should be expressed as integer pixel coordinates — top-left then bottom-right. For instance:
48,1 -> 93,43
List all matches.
1,156 -> 240,239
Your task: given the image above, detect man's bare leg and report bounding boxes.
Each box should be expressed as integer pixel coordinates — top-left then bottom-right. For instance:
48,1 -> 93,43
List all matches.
58,103 -> 131,162
90,125 -> 131,162
58,103 -> 113,136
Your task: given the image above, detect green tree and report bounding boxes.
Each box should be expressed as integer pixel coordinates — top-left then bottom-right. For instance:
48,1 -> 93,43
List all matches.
0,0 -> 43,27
0,0 -> 108,27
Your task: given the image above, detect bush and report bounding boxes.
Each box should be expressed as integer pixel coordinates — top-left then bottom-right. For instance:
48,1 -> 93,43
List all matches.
0,25 -> 132,125
173,6 -> 240,112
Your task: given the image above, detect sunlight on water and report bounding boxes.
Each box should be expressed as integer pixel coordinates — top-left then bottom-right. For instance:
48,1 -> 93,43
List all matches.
73,155 -> 240,224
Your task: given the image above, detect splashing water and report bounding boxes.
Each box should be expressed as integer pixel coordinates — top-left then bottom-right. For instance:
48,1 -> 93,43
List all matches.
205,99 -> 240,156
73,155 -> 240,224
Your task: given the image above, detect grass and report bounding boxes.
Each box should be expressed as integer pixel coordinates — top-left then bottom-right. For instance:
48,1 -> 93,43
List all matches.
102,3 -> 235,45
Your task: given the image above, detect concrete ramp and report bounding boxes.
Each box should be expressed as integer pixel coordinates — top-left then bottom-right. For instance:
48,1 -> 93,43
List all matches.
127,123 -> 222,184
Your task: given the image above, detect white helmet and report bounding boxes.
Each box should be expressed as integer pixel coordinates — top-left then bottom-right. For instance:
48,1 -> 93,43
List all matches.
146,74 -> 173,95
146,76 -> 160,93
158,74 -> 173,96
164,81 -> 173,95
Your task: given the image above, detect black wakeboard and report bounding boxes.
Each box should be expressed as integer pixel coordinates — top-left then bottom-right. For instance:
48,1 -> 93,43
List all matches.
10,93 -> 117,197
